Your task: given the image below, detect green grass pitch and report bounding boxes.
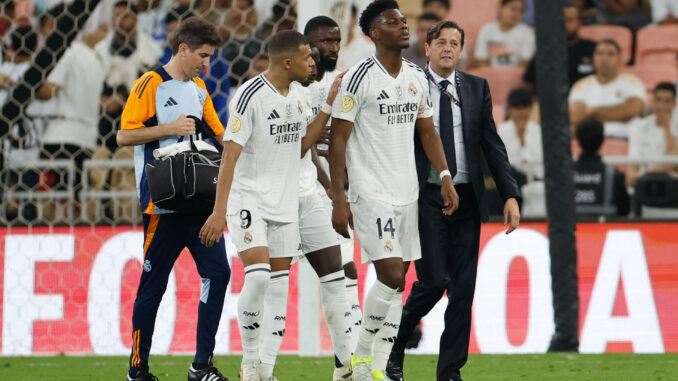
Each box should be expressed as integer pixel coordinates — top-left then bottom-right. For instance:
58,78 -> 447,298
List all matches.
1,354 -> 677,380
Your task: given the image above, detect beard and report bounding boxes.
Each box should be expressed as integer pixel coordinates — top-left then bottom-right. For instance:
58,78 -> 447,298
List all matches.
319,54 -> 337,72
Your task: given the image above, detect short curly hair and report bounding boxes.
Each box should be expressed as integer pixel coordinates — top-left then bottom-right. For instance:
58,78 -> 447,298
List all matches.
359,0 -> 400,37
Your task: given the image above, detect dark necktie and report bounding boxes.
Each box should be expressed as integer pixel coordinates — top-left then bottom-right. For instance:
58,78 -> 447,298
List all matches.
438,80 -> 457,178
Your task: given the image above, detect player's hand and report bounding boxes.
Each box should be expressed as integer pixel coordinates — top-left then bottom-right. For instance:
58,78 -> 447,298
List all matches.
171,114 -> 196,136
326,70 -> 348,107
332,198 -> 353,239
441,176 -> 459,216
199,211 -> 226,247
503,198 -> 520,234
318,124 -> 331,146
316,149 -> 329,159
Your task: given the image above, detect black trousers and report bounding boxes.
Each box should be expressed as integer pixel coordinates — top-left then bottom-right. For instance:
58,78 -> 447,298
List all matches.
394,183 -> 481,381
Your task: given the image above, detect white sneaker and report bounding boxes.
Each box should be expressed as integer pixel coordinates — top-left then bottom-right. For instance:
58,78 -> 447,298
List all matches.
240,358 -> 260,381
333,365 -> 352,380
262,377 -> 279,381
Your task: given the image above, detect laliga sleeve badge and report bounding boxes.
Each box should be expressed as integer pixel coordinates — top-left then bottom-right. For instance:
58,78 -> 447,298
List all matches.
230,116 -> 242,133
342,95 -> 355,112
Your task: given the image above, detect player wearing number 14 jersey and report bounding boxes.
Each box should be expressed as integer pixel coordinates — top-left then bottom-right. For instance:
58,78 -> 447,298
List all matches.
329,1 -> 459,380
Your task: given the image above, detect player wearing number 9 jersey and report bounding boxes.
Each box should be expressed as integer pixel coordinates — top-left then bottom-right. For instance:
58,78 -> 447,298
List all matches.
198,30 -> 344,381
328,1 -> 459,380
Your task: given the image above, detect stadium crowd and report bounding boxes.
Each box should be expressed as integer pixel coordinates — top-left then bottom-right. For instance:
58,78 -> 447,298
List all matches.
1,0 -> 677,225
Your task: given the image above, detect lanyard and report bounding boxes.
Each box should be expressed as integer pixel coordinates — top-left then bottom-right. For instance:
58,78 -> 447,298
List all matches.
424,65 -> 461,108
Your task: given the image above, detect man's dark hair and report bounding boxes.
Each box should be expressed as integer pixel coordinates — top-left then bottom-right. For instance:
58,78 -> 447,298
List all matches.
419,12 -> 442,23
9,25 -> 37,56
113,0 -> 139,15
171,17 -> 223,54
654,81 -> 677,98
303,16 -> 338,35
359,0 -> 399,37
507,88 -> 533,108
501,0 -> 525,6
596,38 -> 621,54
423,0 -> 450,10
165,5 -> 193,24
576,117 -> 604,155
426,20 -> 465,47
267,30 -> 309,57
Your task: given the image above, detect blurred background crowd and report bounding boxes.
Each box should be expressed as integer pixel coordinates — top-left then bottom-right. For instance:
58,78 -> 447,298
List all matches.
1,0 -> 677,226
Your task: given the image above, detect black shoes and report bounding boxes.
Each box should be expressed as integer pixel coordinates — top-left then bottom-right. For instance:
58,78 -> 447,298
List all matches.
385,350 -> 404,381
127,369 -> 159,381
188,362 -> 231,381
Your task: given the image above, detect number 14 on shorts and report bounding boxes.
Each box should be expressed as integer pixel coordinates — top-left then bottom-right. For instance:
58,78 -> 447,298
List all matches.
376,217 -> 395,239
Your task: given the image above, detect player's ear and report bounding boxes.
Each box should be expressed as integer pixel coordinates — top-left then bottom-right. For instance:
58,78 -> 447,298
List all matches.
282,57 -> 293,70
424,43 -> 431,58
178,42 -> 189,56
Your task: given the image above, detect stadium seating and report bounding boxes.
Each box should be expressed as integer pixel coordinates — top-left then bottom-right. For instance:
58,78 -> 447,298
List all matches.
622,64 -> 678,97
578,25 -> 633,64
635,25 -> 678,65
450,0 -> 500,68
467,66 -> 526,105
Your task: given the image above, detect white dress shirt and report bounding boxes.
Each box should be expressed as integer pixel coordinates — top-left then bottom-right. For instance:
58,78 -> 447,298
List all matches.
427,66 -> 469,184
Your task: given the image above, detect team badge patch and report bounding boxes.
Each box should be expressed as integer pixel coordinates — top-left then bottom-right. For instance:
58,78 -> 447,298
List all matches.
298,100 -> 304,114
342,95 -> 355,112
408,82 -> 417,96
143,260 -> 152,272
384,241 -> 393,253
230,116 -> 242,133
244,231 -> 253,244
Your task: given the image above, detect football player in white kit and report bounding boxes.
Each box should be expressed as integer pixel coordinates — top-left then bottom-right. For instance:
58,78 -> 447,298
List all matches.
253,42 -> 354,381
304,15 -> 365,357
199,30 -> 344,381
329,1 -> 459,380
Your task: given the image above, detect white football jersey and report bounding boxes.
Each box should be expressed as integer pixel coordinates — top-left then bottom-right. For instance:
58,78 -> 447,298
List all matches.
332,56 -> 433,206
225,74 -> 312,222
298,70 -> 340,194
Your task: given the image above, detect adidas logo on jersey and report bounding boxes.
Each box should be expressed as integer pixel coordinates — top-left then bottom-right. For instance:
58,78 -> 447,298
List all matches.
267,109 -> 281,119
377,90 -> 390,100
163,97 -> 178,107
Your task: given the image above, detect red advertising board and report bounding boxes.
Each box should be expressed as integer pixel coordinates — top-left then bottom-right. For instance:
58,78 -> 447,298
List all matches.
0,222 -> 676,355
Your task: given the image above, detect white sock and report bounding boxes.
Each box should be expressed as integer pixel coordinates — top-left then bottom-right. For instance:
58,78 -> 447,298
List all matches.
258,269 -> 289,377
354,280 -> 397,358
238,263 -> 271,361
319,270 -> 353,367
346,277 -> 362,352
372,291 -> 403,372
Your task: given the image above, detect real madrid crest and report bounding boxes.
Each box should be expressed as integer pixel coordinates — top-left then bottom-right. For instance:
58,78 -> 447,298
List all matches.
395,86 -> 403,99
408,82 -> 417,96
298,100 -> 304,114
244,231 -> 253,244
384,240 -> 394,253
230,116 -> 242,133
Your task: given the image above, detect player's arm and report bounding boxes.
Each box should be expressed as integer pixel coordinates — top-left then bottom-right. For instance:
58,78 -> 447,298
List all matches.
117,115 -> 196,146
311,146 -> 331,191
301,71 -> 345,156
199,141 -> 243,247
329,117 -> 353,238
415,116 -> 459,215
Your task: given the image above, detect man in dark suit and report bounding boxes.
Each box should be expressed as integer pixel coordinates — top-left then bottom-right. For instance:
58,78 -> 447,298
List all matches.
387,21 -> 521,381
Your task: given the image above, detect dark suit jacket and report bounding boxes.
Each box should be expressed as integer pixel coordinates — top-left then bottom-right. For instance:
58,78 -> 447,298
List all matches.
414,71 -> 520,222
